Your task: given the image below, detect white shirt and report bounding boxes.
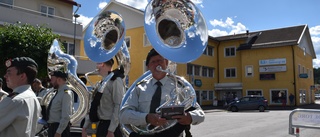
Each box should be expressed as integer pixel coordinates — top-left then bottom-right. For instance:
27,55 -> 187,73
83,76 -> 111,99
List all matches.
120,75 -> 205,126
0,85 -> 41,137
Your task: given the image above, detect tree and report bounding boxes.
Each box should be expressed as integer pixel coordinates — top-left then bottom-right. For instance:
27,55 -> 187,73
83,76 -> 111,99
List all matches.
314,68 -> 320,84
0,22 -> 60,79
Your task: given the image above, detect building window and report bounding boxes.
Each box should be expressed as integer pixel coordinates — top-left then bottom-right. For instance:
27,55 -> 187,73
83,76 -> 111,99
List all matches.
187,64 -> 193,75
202,67 -> 208,77
270,89 -> 287,104
125,37 -> 131,48
202,91 -> 208,100
225,46 -> 236,57
209,91 -> 214,100
208,46 -> 214,56
203,46 -> 214,56
203,48 -> 207,55
63,42 -> 75,55
143,33 -> 151,47
247,90 -> 262,96
298,64 -> 301,74
246,65 -> 253,77
309,70 -> 313,79
41,5 -> 55,17
194,65 -> 201,76
208,67 -> 214,77
299,90 -> 306,104
225,68 -> 236,78
0,0 -> 13,8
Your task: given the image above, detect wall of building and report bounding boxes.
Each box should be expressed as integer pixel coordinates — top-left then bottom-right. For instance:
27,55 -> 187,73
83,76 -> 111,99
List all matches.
217,40 -> 243,83
240,46 -> 295,106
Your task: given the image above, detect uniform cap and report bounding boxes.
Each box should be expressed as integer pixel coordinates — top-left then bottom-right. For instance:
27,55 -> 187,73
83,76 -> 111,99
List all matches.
5,57 -> 38,69
145,48 -> 160,66
50,71 -> 68,79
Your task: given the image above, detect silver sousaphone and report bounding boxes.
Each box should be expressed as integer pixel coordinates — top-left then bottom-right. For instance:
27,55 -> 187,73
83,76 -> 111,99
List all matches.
121,0 -> 208,136
83,10 -> 130,93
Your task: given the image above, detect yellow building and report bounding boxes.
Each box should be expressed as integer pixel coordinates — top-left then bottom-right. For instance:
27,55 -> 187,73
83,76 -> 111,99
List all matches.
213,25 -> 315,106
80,1 -> 315,106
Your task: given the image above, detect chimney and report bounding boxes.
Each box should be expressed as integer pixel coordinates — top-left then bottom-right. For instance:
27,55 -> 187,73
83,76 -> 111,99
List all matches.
246,30 -> 249,35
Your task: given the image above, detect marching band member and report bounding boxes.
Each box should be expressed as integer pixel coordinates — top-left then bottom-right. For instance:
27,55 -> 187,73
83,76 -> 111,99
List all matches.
0,57 -> 41,137
83,59 -> 125,137
46,71 -> 73,137
120,49 -> 205,137
32,78 -> 49,98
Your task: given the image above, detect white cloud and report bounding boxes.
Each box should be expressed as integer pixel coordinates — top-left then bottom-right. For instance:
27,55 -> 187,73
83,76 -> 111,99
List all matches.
313,60 -> 320,69
191,0 -> 204,5
312,36 -> 320,68
208,29 -> 228,37
116,0 -> 148,10
208,17 -> 247,37
75,14 -> 93,28
310,25 -> 320,36
98,2 -> 108,10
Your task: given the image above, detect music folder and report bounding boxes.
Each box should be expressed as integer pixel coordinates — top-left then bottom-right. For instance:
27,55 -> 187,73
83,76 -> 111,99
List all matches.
160,105 -> 185,120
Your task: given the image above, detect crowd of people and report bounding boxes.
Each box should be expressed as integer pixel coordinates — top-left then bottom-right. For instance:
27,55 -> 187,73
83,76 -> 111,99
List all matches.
0,49 -> 205,137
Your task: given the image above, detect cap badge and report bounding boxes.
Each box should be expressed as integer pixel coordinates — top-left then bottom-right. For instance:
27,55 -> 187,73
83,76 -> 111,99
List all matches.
5,59 -> 12,67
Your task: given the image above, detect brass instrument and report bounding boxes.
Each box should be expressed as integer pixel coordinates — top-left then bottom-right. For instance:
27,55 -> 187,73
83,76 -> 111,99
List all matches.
84,10 -> 130,83
83,10 -> 130,135
36,39 -> 91,136
120,0 -> 208,136
47,39 -> 90,124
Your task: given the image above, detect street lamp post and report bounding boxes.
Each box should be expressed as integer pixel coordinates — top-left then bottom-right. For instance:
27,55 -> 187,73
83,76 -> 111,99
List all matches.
73,14 -> 80,55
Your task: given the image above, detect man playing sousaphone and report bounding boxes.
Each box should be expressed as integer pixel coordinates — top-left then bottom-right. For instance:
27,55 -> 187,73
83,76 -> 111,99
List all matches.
120,49 -> 205,137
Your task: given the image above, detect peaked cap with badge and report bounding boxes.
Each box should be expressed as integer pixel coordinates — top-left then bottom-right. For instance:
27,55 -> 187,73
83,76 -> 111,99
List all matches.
5,57 -> 38,70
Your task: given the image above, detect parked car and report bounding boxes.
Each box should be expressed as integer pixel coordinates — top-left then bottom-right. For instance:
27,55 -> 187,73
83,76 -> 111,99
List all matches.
227,95 -> 268,112
315,94 -> 320,100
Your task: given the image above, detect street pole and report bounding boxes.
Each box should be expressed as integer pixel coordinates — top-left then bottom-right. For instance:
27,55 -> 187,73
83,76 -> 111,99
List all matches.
73,14 -> 80,55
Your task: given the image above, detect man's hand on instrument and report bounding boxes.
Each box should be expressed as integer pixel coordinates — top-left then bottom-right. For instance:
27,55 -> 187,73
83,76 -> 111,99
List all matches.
172,112 -> 192,125
146,113 -> 167,126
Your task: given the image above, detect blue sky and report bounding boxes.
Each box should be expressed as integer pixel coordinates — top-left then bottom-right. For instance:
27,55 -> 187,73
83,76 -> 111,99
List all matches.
73,0 -> 320,68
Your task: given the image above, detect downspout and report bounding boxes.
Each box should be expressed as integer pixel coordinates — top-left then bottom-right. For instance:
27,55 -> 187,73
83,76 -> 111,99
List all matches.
217,41 -> 220,83
291,45 -> 297,106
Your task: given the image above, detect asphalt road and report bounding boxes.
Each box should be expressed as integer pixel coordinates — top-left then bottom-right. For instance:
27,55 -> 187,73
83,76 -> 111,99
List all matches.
72,102 -> 320,137
190,102 -> 320,137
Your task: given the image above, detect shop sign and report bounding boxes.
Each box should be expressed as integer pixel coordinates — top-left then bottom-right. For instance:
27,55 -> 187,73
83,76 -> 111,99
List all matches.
299,73 -> 308,78
259,58 -> 286,66
259,65 -> 286,72
194,79 -> 202,87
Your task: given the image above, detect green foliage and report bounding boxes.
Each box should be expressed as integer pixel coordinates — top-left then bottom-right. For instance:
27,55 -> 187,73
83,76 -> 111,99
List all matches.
0,22 -> 60,79
314,68 -> 320,84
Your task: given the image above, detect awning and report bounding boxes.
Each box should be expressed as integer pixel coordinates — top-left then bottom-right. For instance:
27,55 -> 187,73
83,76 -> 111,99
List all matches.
214,83 -> 243,90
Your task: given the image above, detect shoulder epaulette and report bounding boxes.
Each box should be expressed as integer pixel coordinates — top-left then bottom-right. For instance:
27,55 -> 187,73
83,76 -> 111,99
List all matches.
136,80 -> 146,86
8,92 -> 19,99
